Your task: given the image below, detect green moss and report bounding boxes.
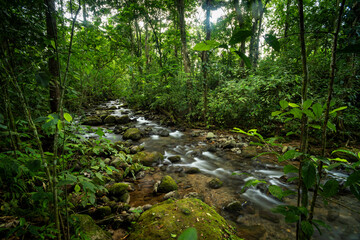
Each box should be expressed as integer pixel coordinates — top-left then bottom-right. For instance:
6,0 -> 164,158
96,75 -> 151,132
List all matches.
132,151 -> 164,167
128,198 -> 241,240
94,206 -> 112,219
208,178 -> 223,189
123,128 -> 141,141
71,214 -> 112,240
158,175 -> 178,193
108,183 -> 129,197
82,116 -> 103,126
104,115 -> 116,124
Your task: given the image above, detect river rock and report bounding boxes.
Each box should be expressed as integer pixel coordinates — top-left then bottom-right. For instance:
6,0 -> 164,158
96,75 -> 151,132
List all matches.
127,198 -> 239,240
208,178 -> 223,189
71,214 -> 112,240
130,145 -> 144,154
116,115 -> 131,124
158,175 -> 178,193
259,209 -> 280,223
242,146 -> 258,158
123,128 -> 142,141
104,115 -> 116,124
224,201 -> 243,212
82,116 -> 103,126
237,225 -> 266,240
206,132 -> 215,139
168,155 -> 181,163
132,151 -> 164,166
183,192 -> 205,202
163,190 -> 179,200
93,206 -> 112,219
185,167 -> 201,174
107,183 -> 129,198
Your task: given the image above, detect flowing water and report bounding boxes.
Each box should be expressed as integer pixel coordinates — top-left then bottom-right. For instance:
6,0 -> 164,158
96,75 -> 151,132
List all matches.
83,100 -> 360,240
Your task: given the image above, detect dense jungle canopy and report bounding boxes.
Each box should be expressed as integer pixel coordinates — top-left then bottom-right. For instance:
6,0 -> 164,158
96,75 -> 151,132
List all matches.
0,0 -> 359,239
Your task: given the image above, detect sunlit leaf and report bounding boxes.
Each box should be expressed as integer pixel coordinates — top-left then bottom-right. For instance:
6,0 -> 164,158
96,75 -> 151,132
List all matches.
75,184 -> 81,193
193,40 -> 220,51
271,111 -> 282,116
64,113 -> 73,123
288,102 -> 300,108
279,100 -> 288,110
177,227 -> 198,240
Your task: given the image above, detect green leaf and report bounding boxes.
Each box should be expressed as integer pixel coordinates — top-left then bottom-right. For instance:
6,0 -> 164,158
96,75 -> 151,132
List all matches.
74,184 -> 81,193
331,149 -> 359,160
309,124 -> 321,129
303,109 -> 315,119
19,218 -> 26,227
302,162 -> 316,189
269,185 -> 285,200
229,29 -> 252,45
322,179 -> 339,198
279,100 -> 288,110
242,179 -> 266,192
288,102 -> 300,108
57,120 -> 63,131
50,40 -> 56,49
280,150 -> 302,162
345,171 -> 360,187
312,103 -> 323,119
95,172 -> 103,181
193,40 -> 220,51
289,108 -> 302,119
234,51 -> 251,68
264,34 -> 280,51
271,111 -> 282,116
284,164 -> 298,174
329,106 -> 347,114
177,227 -> 198,240
301,220 -> 314,237
303,100 -> 313,110
96,128 -> 105,137
327,121 -> 336,132
64,113 -> 73,123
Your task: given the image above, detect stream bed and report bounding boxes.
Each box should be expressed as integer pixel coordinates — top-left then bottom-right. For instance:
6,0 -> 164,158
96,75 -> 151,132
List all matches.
82,100 -> 360,240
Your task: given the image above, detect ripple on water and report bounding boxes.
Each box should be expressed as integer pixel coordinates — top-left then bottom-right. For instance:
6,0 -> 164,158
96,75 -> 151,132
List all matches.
169,130 -> 184,138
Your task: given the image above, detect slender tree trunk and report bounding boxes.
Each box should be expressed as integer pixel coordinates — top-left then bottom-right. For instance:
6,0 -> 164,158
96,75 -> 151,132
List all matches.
145,23 -> 150,70
45,0 -> 60,113
285,0 -> 291,38
308,0 -> 346,222
297,0 -> 309,239
83,0 -> 86,23
177,0 -> 191,74
234,0 -> 245,67
202,0 -> 211,122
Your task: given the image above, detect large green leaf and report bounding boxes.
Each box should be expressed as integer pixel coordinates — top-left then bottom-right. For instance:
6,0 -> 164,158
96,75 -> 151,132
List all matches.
279,100 -> 288,110
284,164 -> 298,174
280,150 -> 302,162
229,29 -> 252,45
322,179 -> 339,198
264,34 -> 280,51
329,106 -> 347,114
312,103 -> 323,119
301,220 -> 314,237
193,40 -> 220,51
302,162 -> 316,189
234,51 -> 251,68
178,227 -> 198,240
302,100 -> 313,110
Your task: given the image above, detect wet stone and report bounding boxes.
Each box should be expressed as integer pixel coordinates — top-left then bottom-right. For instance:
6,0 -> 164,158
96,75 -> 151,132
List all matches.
208,178 -> 223,189
224,201 -> 243,213
163,190 -> 180,200
168,155 -> 181,163
185,167 -> 201,174
237,225 -> 266,240
259,209 -> 280,223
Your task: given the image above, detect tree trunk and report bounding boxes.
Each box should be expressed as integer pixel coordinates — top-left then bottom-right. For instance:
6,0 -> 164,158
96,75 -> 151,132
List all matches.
297,0 -> 310,239
177,0 -> 191,74
234,0 -> 245,67
284,0 -> 291,38
308,0 -> 346,222
45,0 -> 60,113
202,0 -> 211,122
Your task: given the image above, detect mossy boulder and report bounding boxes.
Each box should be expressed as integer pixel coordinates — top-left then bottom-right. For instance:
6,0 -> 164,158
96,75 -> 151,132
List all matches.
82,116 -> 103,126
93,206 -> 112,219
132,151 -> 164,166
123,128 -> 142,141
104,115 -> 117,124
116,115 -> 131,124
158,175 -> 178,193
108,183 -> 129,197
208,178 -> 223,189
127,198 -> 241,240
71,214 -> 112,240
